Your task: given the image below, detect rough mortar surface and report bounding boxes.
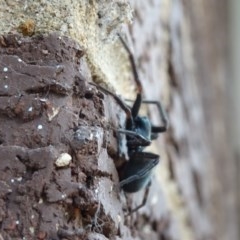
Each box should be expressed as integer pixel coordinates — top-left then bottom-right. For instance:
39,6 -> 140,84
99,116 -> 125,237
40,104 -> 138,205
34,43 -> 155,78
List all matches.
0,0 -> 135,98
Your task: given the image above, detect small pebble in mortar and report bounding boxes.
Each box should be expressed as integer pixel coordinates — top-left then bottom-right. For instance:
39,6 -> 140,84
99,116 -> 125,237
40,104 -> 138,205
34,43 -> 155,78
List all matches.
3,67 -> 8,72
18,58 -> 22,62
55,153 -> 72,167
42,49 -> 49,55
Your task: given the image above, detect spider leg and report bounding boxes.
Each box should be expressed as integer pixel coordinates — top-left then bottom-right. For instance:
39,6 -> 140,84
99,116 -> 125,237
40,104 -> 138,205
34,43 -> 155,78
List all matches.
118,34 -> 143,119
131,93 -> 142,119
88,82 -> 134,127
119,174 -> 141,189
118,34 -> 142,94
142,100 -> 169,133
119,152 -> 159,190
125,99 -> 169,134
117,129 -> 151,147
119,152 -> 158,214
127,181 -> 152,214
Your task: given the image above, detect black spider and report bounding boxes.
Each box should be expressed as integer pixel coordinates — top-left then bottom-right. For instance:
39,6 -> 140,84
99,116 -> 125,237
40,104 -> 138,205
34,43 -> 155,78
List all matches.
116,35 -> 169,213
89,34 -> 168,213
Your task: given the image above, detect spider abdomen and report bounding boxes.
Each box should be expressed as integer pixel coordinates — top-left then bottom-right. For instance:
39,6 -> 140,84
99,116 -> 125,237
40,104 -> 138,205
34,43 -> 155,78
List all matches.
120,152 -> 159,193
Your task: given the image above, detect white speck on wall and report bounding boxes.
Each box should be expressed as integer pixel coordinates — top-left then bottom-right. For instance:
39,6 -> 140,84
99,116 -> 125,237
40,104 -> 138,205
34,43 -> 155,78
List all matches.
150,195 -> 158,205
18,58 -> 22,62
89,133 -> 93,140
4,85 -> 8,89
16,220 -> 20,225
117,214 -> 121,223
11,179 -> 14,183
28,107 -> 33,112
47,106 -> 60,121
29,226 -> 35,234
37,124 -> 43,130
16,177 -> 22,182
3,67 -> 8,72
